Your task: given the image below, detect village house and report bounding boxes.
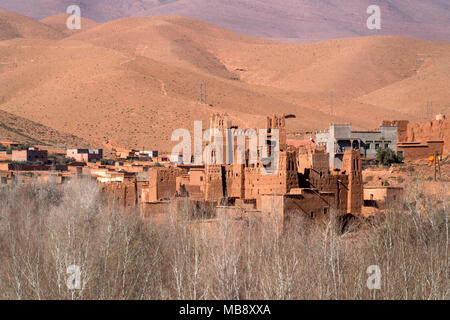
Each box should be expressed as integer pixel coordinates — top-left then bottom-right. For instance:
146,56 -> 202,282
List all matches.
316,123 -> 398,169
0,115 -> 374,231
67,148 -> 103,163
364,186 -> 404,209
129,114 -> 364,230
12,147 -> 48,163
397,140 -> 444,161
383,116 -> 448,160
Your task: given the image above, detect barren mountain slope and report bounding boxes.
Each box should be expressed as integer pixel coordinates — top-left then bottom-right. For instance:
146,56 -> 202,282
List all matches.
66,15 -> 260,78
67,16 -> 450,116
40,14 -> 99,35
0,37 -> 344,151
0,13 -> 449,152
357,50 -> 450,117
0,9 -> 65,41
0,109 -> 90,148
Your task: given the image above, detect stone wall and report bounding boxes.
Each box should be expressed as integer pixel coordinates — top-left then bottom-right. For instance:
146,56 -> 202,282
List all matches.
406,119 -> 449,154
342,150 -> 363,214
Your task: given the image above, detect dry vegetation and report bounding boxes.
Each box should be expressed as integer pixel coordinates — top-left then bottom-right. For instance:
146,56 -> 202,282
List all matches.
0,178 -> 447,300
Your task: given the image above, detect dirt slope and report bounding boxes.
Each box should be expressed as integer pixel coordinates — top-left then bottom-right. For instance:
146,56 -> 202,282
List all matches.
0,9 -> 65,40
40,14 -> 99,35
0,13 -> 449,152
0,109 -> 90,148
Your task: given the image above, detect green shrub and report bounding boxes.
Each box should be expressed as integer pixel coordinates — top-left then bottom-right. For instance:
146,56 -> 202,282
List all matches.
101,159 -> 115,165
376,147 -> 404,166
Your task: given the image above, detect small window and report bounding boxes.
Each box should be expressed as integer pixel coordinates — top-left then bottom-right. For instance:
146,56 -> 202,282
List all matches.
310,212 -> 314,218
200,176 -> 203,182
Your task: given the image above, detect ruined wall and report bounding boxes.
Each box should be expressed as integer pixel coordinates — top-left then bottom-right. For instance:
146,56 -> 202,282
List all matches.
244,150 -> 298,199
398,141 -> 445,161
148,167 -> 182,202
342,150 -> 363,214
284,192 -> 334,220
267,114 -> 287,151
364,187 -> 403,209
260,192 -> 334,232
406,119 -> 450,154
101,177 -> 137,209
298,147 -> 329,175
224,164 -> 245,199
308,173 -> 349,214
205,165 -> 224,202
428,141 -> 445,155
137,180 -> 149,203
177,169 -> 206,200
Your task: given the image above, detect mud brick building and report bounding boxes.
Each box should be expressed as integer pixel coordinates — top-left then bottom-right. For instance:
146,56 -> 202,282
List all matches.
67,149 -> 103,163
148,166 -> 184,202
101,174 -> 138,209
12,148 -> 48,163
385,116 -> 448,160
364,186 -> 404,209
165,114 -> 364,227
95,113 -> 364,229
397,140 -> 444,161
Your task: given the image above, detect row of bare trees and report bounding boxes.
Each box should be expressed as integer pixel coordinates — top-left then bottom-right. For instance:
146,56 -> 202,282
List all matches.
0,178 -> 447,299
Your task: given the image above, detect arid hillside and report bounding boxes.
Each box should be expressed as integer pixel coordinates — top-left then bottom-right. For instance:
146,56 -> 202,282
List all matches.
0,9 -> 65,41
0,109 -> 90,147
0,12 -> 449,152
40,14 -> 99,35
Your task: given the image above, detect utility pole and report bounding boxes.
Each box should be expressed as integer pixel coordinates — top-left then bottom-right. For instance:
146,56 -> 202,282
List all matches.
430,101 -> 433,120
426,101 -> 434,120
200,81 -> 207,104
330,91 -> 334,117
434,151 -> 441,181
200,83 -> 203,104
